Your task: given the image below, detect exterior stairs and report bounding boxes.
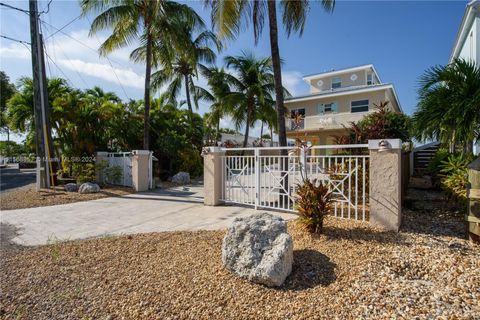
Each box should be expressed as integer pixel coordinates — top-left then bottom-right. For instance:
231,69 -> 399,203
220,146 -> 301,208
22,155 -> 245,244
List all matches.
412,142 -> 440,176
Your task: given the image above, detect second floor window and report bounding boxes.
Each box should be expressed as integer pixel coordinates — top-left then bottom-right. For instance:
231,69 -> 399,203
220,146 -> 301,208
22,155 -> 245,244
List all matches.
317,102 -> 338,114
331,77 -> 341,89
367,73 -> 373,85
351,100 -> 369,113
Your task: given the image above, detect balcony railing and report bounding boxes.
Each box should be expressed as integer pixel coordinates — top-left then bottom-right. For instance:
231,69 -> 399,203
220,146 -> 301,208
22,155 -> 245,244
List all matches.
287,111 -> 374,131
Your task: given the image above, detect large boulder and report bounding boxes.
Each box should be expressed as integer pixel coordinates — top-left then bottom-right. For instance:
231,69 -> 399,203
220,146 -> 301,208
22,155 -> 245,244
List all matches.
78,182 -> 100,194
222,212 -> 293,287
172,171 -> 190,185
64,183 -> 78,192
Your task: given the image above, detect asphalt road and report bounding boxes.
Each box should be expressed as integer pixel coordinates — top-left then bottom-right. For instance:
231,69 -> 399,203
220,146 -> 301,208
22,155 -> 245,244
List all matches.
0,166 -> 36,192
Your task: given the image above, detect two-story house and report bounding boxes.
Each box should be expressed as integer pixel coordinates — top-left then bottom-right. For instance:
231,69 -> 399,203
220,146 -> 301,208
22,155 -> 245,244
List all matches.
285,64 -> 402,150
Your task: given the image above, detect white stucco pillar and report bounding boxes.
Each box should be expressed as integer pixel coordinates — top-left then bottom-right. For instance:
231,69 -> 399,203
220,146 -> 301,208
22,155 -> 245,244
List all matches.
368,139 -> 402,231
203,147 -> 225,206
132,150 -> 150,192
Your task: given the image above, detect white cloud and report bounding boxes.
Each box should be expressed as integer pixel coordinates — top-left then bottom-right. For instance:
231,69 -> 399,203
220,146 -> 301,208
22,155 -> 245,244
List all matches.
282,70 -> 305,97
0,42 -> 30,60
57,59 -> 144,89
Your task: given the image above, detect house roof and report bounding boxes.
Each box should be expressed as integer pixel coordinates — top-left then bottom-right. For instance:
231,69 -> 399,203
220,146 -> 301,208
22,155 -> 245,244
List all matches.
449,0 -> 480,62
302,64 -> 382,84
284,83 -> 403,113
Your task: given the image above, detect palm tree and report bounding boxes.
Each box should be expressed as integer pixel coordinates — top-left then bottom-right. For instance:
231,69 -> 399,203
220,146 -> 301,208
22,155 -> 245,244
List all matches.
196,65 -> 236,142
413,58 -> 480,152
150,26 -> 221,120
81,0 -> 201,150
206,0 -> 335,149
223,52 -> 275,148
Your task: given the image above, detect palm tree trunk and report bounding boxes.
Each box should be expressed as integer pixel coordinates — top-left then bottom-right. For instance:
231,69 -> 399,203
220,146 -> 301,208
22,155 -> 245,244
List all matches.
260,121 -> 264,140
267,0 -> 287,150
184,74 -> 193,121
243,112 -> 250,148
270,126 -> 273,146
143,32 -> 152,150
216,118 -> 220,144
268,0 -> 288,206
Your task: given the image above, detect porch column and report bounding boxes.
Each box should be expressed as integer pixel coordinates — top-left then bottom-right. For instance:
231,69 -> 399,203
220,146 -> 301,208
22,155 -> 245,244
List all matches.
132,150 -> 150,192
368,139 -> 402,231
203,147 -> 225,206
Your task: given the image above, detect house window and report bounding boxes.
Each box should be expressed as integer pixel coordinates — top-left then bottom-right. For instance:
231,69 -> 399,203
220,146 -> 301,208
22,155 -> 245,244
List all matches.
331,77 -> 341,89
290,108 -> 305,130
317,102 -> 338,114
367,73 -> 373,85
351,100 -> 369,113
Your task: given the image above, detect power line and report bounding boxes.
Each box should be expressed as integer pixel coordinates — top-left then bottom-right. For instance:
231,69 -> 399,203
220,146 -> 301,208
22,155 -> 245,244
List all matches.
43,45 -> 74,86
40,16 -> 131,100
44,14 -> 81,40
0,2 -> 29,14
39,0 -> 52,15
0,34 -> 30,45
41,21 -> 90,88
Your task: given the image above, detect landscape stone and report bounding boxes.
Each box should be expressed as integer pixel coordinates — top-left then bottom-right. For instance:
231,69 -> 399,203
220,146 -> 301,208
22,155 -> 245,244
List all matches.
78,182 -> 100,194
172,172 -> 190,185
64,183 -> 78,192
222,212 -> 293,287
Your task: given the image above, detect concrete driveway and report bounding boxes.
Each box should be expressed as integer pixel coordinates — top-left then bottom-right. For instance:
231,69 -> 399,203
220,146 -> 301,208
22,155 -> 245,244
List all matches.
0,185 -> 296,246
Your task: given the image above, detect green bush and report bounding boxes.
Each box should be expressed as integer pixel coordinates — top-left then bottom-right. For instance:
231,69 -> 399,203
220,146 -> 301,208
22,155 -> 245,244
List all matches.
178,148 -> 203,178
428,148 -> 450,188
294,179 -> 332,233
105,164 -> 123,184
72,162 -> 96,184
438,153 -> 474,200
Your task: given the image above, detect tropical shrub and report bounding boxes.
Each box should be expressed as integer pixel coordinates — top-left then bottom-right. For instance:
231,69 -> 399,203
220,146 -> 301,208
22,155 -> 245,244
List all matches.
428,148 -> 450,188
72,162 -> 96,184
295,179 -> 332,233
332,101 -> 412,148
178,149 -> 203,178
438,153 -> 474,200
105,165 -> 123,185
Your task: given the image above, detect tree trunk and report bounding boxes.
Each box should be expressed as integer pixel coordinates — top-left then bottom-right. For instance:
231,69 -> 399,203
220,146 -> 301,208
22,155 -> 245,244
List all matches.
268,0 -> 288,206
243,110 -> 250,148
267,0 -> 287,150
270,126 -> 273,146
184,74 -> 193,121
260,121 -> 264,140
143,32 -> 152,150
216,118 -> 220,144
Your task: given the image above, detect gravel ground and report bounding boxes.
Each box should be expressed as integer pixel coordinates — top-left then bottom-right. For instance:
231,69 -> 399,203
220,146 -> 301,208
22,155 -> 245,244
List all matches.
1,189 -> 479,319
0,184 -> 133,210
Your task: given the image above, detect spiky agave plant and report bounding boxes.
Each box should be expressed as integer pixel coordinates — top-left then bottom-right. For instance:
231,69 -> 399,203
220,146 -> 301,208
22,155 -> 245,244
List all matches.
295,179 -> 332,233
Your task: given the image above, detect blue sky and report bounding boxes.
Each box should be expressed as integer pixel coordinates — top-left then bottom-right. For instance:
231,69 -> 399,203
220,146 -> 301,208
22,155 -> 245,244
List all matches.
0,0 -> 468,141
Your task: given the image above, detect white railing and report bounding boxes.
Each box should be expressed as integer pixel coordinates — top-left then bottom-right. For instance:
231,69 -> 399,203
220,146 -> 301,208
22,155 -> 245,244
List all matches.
220,144 -> 369,220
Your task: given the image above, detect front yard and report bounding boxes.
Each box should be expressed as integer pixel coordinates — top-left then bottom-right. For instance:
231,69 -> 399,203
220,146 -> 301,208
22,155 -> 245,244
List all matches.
0,185 -> 133,211
1,189 -> 478,319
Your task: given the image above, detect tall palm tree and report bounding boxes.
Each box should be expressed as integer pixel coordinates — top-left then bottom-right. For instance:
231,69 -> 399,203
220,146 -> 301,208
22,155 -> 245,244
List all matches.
206,0 -> 335,148
81,0 -> 201,150
223,52 -> 275,148
413,58 -> 480,152
195,65 -> 236,142
150,26 -> 221,120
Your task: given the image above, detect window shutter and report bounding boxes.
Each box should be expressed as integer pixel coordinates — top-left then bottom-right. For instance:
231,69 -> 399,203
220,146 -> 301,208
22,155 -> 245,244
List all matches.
331,102 -> 338,113
317,104 -> 325,114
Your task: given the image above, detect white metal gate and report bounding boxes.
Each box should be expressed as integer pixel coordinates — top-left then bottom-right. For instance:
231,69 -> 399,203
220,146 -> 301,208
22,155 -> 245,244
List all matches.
105,152 -> 133,187
221,145 -> 369,220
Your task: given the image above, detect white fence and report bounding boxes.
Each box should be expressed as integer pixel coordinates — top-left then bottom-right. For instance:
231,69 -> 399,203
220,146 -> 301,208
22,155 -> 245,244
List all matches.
220,145 -> 369,220
105,152 -> 133,187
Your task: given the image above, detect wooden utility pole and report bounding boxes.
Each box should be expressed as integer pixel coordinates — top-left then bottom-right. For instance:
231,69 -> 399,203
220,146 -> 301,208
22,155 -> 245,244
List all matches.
29,0 -> 52,189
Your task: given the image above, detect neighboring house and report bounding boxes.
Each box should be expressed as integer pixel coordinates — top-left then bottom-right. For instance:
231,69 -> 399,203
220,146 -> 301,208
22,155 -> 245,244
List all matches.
284,64 -> 402,151
450,0 -> 480,154
219,133 -> 278,147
